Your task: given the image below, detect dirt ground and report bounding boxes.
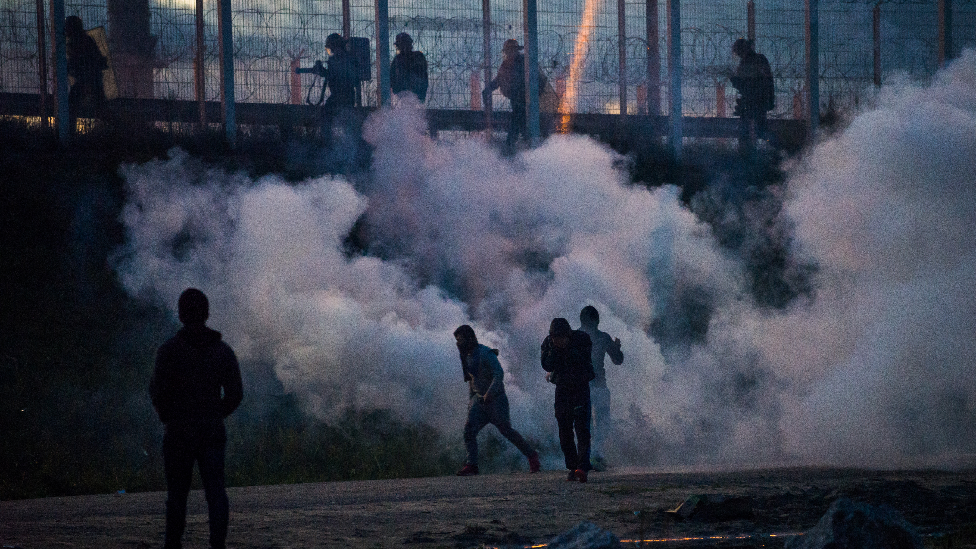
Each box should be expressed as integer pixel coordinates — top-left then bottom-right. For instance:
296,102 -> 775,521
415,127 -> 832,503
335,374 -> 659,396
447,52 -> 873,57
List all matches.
2,467 -> 976,549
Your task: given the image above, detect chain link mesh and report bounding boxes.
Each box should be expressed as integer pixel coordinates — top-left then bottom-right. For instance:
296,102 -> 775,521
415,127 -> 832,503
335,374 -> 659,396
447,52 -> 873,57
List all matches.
2,0 -> 975,116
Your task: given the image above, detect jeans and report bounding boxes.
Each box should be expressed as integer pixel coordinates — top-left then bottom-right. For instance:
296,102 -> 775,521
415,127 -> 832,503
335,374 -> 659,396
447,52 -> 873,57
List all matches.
590,384 -> 611,459
464,393 -> 535,466
555,399 -> 592,471
163,421 -> 229,549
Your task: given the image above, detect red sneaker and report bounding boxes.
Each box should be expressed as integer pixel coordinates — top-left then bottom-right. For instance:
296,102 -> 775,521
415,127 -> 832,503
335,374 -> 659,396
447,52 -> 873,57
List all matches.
456,464 -> 479,476
574,469 -> 588,483
528,453 -> 541,473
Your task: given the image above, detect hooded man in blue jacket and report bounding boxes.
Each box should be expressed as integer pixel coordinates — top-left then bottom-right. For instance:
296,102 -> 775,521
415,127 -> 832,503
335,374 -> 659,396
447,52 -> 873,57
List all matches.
151,288 -> 243,549
454,325 -> 540,476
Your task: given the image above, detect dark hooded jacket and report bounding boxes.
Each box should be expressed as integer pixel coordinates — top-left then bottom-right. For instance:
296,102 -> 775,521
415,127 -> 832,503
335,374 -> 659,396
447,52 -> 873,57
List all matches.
541,329 -> 594,407
150,326 -> 243,426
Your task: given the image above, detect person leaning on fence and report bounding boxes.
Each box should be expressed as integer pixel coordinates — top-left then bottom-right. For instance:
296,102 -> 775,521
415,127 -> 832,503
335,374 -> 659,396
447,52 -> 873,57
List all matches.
483,39 -> 527,149
65,15 -> 107,131
150,288 -> 243,549
390,32 -> 428,102
729,38 -> 775,151
454,325 -> 542,477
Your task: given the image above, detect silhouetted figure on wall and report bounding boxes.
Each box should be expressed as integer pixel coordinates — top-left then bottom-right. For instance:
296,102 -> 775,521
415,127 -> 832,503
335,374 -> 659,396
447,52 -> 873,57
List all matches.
454,325 -> 541,476
578,306 -> 623,472
484,39 -> 526,149
390,32 -> 428,102
730,38 -> 775,151
541,317 -> 594,483
322,33 -> 357,110
151,288 -> 243,549
65,15 -> 107,131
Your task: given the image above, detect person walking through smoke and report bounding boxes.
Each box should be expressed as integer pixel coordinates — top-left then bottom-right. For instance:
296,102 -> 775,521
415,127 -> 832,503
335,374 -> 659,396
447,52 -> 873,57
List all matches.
454,325 -> 541,476
729,38 -> 775,152
390,32 -> 428,102
150,288 -> 243,549
578,306 -> 623,472
65,15 -> 107,132
483,38 -> 527,150
541,317 -> 594,483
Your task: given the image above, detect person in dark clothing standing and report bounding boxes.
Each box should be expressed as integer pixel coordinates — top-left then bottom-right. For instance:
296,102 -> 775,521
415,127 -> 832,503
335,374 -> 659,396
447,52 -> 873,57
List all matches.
729,38 -> 775,152
541,317 -> 594,483
483,38 -> 526,149
579,305 -> 623,472
454,325 -> 541,476
151,288 -> 243,549
390,32 -> 428,102
65,16 -> 107,131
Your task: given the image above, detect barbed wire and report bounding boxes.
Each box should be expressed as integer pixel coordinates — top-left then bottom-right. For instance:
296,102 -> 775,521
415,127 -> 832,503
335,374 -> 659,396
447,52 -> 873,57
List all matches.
2,0 -> 974,116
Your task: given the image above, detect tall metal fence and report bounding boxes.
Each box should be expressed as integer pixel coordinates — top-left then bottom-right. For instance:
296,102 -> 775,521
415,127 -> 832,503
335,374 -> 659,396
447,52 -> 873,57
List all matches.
2,0 -> 975,118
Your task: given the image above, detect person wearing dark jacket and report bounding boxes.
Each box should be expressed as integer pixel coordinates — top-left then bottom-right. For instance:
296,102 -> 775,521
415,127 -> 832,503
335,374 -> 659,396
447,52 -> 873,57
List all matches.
390,32 -> 428,102
454,325 -> 541,476
322,33 -> 357,109
730,38 -> 774,151
65,16 -> 107,131
541,317 -> 594,482
483,38 -> 527,148
151,288 -> 243,549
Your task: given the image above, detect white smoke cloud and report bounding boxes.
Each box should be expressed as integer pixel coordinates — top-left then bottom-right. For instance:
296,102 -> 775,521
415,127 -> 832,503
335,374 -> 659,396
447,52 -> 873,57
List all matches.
776,49 -> 976,466
115,50 -> 976,469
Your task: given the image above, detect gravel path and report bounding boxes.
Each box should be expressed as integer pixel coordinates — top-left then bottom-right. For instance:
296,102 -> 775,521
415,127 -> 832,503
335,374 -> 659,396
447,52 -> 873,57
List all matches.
2,467 -> 975,548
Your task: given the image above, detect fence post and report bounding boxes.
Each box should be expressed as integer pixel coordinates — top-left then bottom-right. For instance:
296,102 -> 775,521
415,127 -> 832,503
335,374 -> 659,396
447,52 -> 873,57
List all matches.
646,0 -> 660,116
667,0 -> 682,159
716,82 -> 725,118
218,0 -> 235,146
618,0 -> 626,115
524,0 -> 540,145
938,0 -> 952,66
482,0 -> 493,133
375,0 -> 390,106
50,0 -> 68,143
805,0 -> 818,144
36,0 -> 48,127
195,0 -> 205,127
747,0 -> 755,42
471,73 -> 481,109
873,2 -> 881,87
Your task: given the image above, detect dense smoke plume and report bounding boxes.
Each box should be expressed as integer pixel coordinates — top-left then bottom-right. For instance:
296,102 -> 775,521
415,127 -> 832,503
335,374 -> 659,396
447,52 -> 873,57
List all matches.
115,50 -> 976,469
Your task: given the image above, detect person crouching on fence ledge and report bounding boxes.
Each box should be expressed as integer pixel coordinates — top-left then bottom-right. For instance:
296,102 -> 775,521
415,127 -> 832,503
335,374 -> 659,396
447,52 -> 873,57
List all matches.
541,317 -> 594,483
454,325 -> 541,476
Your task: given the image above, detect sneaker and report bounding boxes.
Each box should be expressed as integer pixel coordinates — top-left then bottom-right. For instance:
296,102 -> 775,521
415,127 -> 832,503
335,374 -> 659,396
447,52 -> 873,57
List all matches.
528,453 -> 541,473
566,470 -> 577,481
574,469 -> 588,483
456,464 -> 479,476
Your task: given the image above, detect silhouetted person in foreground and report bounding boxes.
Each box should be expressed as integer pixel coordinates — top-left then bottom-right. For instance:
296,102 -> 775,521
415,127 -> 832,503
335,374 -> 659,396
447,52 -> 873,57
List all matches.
454,325 -> 541,476
730,38 -> 774,152
484,38 -> 526,150
151,288 -> 243,549
65,15 -> 107,132
541,317 -> 594,483
579,306 -> 623,472
390,32 -> 428,102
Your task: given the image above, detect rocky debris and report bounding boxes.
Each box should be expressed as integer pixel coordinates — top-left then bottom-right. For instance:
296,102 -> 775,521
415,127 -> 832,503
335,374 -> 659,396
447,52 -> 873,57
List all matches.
785,497 -> 922,549
665,494 -> 755,522
546,521 -> 622,549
